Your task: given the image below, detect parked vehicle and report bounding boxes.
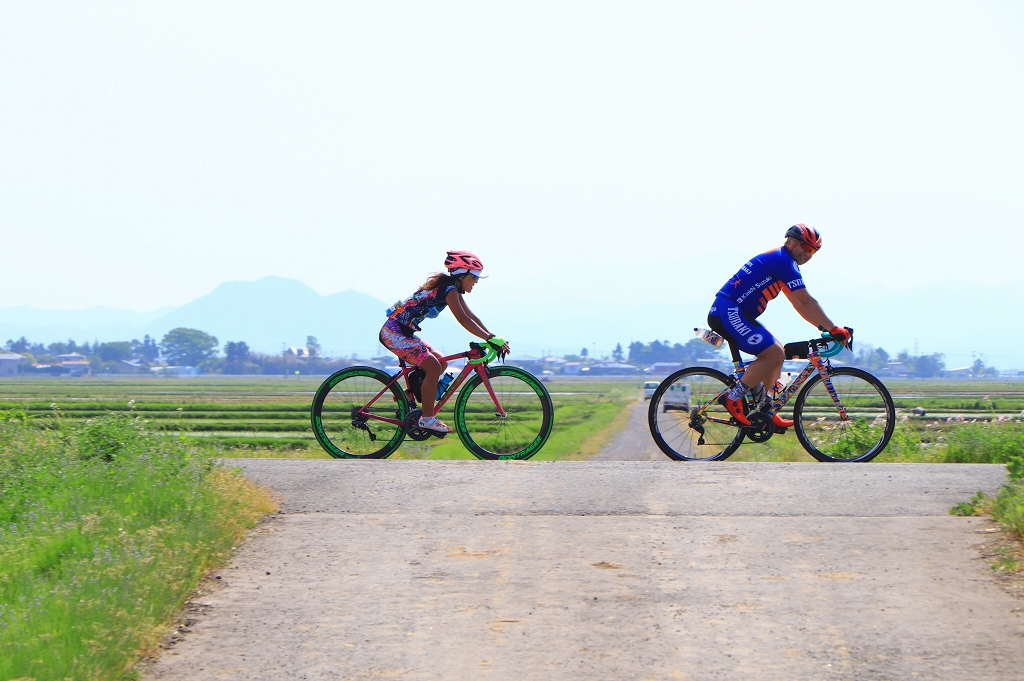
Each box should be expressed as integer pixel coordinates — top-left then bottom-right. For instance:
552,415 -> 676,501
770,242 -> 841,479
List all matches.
660,383 -> 691,411
642,381 -> 660,399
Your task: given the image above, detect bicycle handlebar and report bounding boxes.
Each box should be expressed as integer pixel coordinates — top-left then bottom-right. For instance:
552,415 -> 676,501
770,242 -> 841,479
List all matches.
815,327 -> 854,358
467,341 -> 500,365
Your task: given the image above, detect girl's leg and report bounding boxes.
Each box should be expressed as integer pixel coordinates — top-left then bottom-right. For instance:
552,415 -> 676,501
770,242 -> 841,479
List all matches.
419,350 -> 448,417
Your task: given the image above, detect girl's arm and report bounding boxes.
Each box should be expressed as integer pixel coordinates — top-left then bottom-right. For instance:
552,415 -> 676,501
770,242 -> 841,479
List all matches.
446,290 -> 492,340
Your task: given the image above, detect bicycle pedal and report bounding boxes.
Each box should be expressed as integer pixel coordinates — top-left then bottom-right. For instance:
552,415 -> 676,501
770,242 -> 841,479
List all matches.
773,426 -> 788,435
431,431 -> 447,439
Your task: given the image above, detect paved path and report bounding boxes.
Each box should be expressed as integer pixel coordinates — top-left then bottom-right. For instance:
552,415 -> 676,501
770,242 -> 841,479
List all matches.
145,461 -> 1023,681
590,399 -> 663,461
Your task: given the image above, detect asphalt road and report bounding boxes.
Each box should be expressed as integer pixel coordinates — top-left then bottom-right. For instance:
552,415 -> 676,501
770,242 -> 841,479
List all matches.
145,460 -> 1022,681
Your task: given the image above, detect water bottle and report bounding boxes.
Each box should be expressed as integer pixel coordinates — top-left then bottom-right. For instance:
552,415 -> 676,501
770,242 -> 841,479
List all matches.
770,372 -> 795,397
694,327 -> 725,348
436,372 -> 454,400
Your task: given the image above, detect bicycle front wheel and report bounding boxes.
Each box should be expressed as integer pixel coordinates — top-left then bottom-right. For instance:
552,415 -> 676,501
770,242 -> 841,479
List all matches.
311,366 -> 409,459
792,367 -> 895,462
648,367 -> 744,461
453,366 -> 554,460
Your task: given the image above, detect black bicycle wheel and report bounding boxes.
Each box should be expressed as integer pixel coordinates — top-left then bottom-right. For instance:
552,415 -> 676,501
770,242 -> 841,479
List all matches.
453,366 -> 554,460
311,366 -> 409,459
792,367 -> 895,462
648,367 -> 745,461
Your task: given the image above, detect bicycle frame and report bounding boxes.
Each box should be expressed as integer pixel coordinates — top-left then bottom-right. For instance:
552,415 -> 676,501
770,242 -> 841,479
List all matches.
354,344 -> 506,427
696,337 -> 850,426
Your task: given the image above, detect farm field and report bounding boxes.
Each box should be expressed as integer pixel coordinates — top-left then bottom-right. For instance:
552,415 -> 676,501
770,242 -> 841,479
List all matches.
0,375 -> 638,460
0,375 -> 1021,461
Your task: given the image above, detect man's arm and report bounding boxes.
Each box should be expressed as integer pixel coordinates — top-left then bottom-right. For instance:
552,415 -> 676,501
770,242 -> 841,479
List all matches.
784,288 -> 835,331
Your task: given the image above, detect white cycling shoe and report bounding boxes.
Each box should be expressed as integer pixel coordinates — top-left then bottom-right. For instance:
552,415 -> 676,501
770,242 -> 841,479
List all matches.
418,415 -> 453,433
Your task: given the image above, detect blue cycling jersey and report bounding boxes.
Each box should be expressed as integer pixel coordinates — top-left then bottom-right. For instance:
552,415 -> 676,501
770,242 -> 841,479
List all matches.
715,247 -> 806,318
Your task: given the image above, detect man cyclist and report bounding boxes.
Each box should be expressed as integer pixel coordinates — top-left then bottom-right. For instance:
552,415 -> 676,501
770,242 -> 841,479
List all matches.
707,224 -> 850,428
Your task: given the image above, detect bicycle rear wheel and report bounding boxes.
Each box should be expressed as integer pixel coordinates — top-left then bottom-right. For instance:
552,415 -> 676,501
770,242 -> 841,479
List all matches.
792,367 -> 895,462
453,366 -> 554,460
311,366 -> 409,459
648,367 -> 744,461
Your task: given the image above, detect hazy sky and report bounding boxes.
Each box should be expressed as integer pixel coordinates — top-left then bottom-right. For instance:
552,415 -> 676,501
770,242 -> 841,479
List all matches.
2,2 -> 1022,312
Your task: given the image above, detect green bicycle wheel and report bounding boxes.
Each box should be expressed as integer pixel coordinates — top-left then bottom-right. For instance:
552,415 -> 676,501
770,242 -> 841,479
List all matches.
311,366 -> 409,459
453,366 -> 554,460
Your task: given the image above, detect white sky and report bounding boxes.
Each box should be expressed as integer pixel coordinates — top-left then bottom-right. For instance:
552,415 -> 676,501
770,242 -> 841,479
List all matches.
1,1 -> 1022,311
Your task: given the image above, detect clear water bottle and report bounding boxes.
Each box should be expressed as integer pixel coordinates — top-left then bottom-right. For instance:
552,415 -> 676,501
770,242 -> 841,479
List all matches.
694,327 -> 725,348
770,372 -> 795,397
436,372 -> 454,400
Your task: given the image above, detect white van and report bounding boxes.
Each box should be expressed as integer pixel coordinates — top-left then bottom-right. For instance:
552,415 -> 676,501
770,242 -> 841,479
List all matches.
660,383 -> 691,412
642,381 -> 660,399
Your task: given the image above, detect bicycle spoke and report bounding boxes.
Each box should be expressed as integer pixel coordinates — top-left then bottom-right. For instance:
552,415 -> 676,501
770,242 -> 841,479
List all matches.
794,368 -> 895,462
649,368 -> 744,461
311,367 -> 407,458
455,367 -> 553,460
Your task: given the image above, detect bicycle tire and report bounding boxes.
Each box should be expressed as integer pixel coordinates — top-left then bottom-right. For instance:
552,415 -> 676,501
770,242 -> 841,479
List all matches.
792,367 -> 895,462
453,366 -> 554,460
311,366 -> 409,459
648,367 -> 745,461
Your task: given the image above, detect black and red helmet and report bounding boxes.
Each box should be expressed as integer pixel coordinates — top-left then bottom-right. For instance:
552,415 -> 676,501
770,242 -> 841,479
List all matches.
785,224 -> 822,250
444,250 -> 484,274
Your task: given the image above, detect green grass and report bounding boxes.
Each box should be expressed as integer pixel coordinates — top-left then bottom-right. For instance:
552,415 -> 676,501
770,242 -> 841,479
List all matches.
2,375 -> 1022,462
0,412 -> 276,681
730,406 -> 1024,464
951,457 -> 1024,575
404,398 -> 631,460
0,376 -> 641,461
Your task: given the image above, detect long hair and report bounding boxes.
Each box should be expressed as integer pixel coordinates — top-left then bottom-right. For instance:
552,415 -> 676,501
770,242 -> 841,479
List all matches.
420,272 -> 457,292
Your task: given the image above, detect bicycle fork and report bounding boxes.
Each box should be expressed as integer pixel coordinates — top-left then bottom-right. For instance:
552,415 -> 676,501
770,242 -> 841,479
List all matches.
811,356 -> 850,421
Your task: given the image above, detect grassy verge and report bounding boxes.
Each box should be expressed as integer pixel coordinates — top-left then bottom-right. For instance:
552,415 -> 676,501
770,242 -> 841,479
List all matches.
731,418 -> 1024,464
951,457 -> 1024,575
392,379 -> 637,460
404,399 -> 631,460
0,412 -> 276,681
952,457 -> 1024,529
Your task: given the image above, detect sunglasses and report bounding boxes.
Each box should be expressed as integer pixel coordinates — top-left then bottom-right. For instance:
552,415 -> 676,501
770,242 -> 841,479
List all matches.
799,243 -> 818,256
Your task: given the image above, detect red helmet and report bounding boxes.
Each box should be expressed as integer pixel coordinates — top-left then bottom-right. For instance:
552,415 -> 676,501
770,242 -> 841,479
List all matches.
785,224 -> 822,250
444,250 -> 484,273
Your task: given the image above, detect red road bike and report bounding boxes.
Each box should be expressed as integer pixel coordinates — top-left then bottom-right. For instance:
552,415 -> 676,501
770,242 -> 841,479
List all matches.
311,342 -> 553,460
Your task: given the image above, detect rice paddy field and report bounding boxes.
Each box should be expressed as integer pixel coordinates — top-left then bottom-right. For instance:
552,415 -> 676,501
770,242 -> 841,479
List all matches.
0,375 -> 1021,462
729,378 -> 1024,463
0,374 -> 638,460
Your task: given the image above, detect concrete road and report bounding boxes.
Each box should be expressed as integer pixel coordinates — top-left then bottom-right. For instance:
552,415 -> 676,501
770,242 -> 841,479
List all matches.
145,461 -> 1023,681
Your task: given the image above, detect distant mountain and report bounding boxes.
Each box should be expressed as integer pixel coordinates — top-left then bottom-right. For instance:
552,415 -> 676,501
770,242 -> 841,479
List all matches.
137,276 -> 467,357
0,277 -> 468,358
0,273 -> 1020,369
0,306 -> 174,347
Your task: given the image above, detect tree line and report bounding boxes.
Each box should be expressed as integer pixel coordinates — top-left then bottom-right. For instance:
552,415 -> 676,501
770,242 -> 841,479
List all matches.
4,330 -> 1003,378
3,329 -> 351,375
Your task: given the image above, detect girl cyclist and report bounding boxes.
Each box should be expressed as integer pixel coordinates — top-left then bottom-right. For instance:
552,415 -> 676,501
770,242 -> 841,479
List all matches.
380,250 -> 510,433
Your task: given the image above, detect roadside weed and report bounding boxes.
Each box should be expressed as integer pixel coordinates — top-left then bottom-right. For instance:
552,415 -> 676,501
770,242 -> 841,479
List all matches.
0,415 -> 275,681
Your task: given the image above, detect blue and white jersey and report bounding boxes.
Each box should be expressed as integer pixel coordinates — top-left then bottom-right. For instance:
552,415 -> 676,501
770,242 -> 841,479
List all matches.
715,248 -> 806,318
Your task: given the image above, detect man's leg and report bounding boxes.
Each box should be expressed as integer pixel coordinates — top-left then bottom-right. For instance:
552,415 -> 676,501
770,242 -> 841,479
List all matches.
710,306 -> 784,426
733,341 -> 784,396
